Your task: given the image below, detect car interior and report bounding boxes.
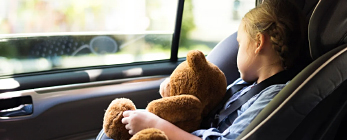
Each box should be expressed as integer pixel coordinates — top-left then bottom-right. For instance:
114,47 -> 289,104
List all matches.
97,0 -> 347,139
1,0 -> 347,139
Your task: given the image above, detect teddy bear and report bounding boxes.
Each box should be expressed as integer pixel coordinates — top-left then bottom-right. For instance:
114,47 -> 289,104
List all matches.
103,50 -> 227,140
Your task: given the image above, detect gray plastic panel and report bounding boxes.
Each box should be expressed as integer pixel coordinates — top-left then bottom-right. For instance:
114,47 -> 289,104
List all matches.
0,76 -> 166,140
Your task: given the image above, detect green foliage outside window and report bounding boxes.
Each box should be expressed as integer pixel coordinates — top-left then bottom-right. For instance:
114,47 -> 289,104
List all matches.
180,0 -> 195,49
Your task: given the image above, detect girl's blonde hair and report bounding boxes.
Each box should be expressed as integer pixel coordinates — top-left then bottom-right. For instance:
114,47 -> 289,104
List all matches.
243,0 -> 308,69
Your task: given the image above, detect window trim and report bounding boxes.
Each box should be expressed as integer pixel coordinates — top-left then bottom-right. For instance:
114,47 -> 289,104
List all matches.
170,0 -> 185,62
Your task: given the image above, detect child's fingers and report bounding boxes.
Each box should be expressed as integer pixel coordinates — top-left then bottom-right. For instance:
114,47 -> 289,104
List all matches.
128,129 -> 135,135
121,117 -> 128,124
123,110 -> 134,117
123,118 -> 135,135
124,123 -> 131,130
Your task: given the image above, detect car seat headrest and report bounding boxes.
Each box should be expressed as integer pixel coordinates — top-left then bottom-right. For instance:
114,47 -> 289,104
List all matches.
289,0 -> 318,21
206,32 -> 240,85
309,0 -> 347,60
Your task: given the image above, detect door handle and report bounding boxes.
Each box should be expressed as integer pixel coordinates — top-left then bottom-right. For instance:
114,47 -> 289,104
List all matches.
0,96 -> 33,117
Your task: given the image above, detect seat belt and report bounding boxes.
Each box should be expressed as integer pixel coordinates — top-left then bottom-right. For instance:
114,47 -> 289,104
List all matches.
201,69 -> 298,129
200,83 -> 250,129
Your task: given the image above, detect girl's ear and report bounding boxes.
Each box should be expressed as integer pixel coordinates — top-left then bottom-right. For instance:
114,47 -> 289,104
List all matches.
255,33 -> 266,54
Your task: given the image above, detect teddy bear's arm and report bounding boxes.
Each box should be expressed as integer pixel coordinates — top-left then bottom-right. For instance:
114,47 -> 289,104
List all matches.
146,95 -> 203,132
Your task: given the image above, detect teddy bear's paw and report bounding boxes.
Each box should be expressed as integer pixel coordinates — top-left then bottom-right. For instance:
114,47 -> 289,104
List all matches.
130,128 -> 168,140
103,98 -> 136,140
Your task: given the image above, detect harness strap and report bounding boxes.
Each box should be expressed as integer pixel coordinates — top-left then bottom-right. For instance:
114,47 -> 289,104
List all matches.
201,69 -> 298,129
200,83 -> 250,129
217,70 -> 297,126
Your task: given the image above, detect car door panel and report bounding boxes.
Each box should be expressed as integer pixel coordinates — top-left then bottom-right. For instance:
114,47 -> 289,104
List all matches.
0,61 -> 181,140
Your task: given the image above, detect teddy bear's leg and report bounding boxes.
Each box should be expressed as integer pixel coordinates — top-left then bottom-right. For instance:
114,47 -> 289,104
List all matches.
146,95 -> 203,132
103,98 -> 136,140
130,128 -> 169,140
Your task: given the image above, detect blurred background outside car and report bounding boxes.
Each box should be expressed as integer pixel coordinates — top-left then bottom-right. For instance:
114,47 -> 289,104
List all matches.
0,0 -> 254,76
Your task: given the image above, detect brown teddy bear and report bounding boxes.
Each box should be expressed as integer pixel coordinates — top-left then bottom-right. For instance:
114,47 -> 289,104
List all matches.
103,50 -> 227,140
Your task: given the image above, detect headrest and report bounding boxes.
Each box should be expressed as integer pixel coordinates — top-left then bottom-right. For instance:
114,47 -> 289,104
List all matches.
289,0 -> 318,20
309,0 -> 347,60
206,32 -> 240,85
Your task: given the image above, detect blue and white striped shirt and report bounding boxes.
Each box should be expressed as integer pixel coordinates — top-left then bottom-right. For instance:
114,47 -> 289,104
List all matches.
192,78 -> 289,140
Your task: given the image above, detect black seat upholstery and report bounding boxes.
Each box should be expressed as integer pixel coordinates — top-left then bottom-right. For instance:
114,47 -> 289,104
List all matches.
237,0 -> 347,139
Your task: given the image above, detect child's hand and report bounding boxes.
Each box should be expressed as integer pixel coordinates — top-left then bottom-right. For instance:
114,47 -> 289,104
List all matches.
122,110 -> 161,135
159,78 -> 171,97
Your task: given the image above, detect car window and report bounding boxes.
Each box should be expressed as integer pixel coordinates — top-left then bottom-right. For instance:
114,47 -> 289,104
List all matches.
0,0 -> 178,76
178,0 -> 255,57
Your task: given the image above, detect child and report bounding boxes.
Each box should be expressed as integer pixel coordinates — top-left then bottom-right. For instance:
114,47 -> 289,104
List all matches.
121,0 -> 309,139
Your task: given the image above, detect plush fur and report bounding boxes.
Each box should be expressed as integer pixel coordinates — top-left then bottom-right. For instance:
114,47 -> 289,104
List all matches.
103,98 -> 136,140
131,128 -> 168,140
103,50 -> 227,140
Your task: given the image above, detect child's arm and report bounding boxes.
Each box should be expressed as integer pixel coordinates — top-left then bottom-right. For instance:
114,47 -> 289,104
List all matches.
122,110 -> 201,140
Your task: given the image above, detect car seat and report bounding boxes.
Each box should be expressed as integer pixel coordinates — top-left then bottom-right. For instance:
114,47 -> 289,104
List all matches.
236,0 -> 347,139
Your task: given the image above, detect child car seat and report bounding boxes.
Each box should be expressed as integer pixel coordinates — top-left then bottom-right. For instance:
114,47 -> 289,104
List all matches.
237,0 -> 347,139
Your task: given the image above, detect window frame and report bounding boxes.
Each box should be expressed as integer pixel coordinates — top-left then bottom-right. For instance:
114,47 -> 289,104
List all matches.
0,0 -> 184,77
170,0 -> 184,62
0,0 -> 185,92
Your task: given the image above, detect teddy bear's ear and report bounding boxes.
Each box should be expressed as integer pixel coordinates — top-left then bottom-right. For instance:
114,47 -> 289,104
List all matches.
187,50 -> 208,71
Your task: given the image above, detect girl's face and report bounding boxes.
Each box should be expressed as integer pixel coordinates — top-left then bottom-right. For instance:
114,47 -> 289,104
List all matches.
236,21 -> 259,82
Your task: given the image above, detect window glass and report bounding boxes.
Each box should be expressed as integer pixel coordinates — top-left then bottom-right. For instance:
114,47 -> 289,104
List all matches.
178,0 -> 255,57
0,0 -> 178,76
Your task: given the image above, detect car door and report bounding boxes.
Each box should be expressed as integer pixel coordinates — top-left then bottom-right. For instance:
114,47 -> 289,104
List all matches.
0,0 -> 254,139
